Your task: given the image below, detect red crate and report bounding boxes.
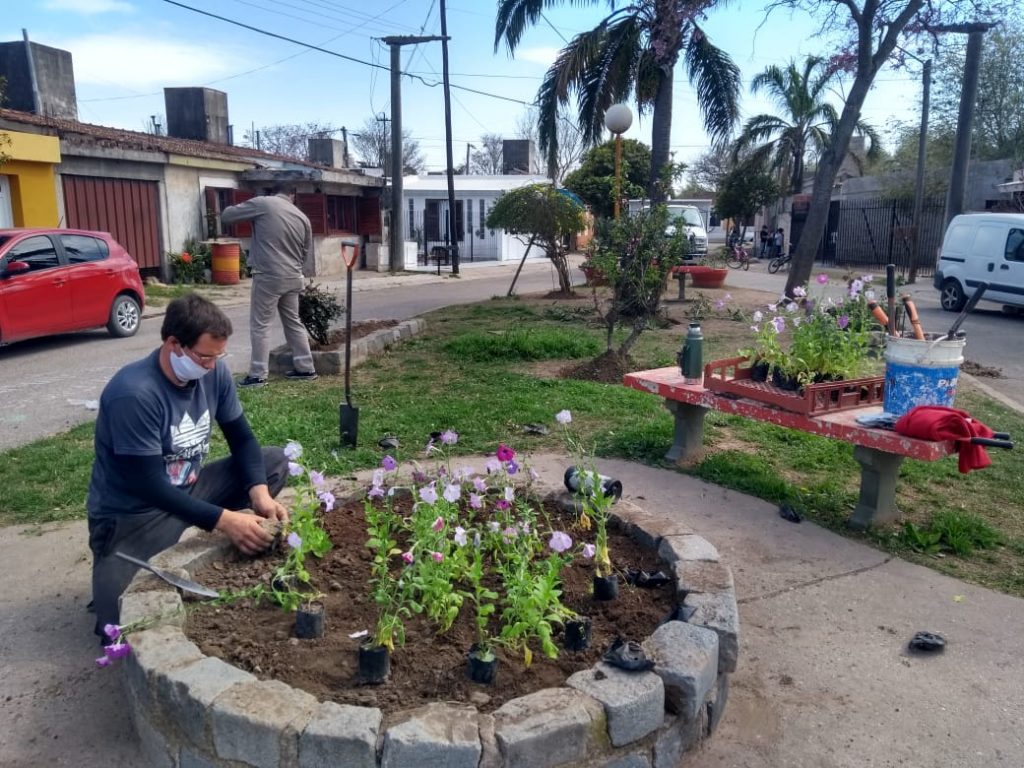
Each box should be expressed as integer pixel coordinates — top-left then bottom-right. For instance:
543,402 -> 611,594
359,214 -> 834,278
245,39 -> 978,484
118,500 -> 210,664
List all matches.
703,357 -> 885,416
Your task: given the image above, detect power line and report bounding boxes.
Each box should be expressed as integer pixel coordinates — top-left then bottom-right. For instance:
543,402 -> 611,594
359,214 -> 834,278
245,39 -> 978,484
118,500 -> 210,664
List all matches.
159,0 -> 538,107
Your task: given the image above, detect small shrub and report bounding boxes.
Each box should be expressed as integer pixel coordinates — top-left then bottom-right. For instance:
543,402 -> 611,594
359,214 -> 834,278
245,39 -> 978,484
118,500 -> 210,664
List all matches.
899,511 -> 1004,556
444,328 -> 600,362
298,283 -> 345,345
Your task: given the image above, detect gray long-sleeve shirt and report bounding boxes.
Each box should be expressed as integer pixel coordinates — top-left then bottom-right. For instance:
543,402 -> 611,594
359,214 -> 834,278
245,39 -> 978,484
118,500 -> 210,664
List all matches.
220,193 -> 316,279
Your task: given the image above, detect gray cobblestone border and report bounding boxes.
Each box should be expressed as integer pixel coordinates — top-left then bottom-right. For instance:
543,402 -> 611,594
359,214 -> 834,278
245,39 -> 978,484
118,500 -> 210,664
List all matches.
268,318 -> 427,376
119,489 -> 739,767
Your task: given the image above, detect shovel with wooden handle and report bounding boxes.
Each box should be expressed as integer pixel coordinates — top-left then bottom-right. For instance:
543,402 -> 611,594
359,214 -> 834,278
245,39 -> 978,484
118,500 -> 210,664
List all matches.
339,240 -> 360,448
114,551 -> 220,598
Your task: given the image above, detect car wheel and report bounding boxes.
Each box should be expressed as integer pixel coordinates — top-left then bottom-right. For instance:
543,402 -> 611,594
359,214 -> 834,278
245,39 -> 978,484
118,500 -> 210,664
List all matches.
107,294 -> 141,337
939,279 -> 966,312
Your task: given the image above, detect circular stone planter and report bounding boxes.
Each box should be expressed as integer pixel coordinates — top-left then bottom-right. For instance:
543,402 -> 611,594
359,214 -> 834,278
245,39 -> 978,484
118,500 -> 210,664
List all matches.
269,318 -> 426,376
117,485 -> 739,768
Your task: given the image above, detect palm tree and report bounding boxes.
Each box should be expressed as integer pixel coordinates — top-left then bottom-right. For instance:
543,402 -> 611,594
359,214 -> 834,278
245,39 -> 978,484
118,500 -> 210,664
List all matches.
732,56 -> 880,195
495,0 -> 740,203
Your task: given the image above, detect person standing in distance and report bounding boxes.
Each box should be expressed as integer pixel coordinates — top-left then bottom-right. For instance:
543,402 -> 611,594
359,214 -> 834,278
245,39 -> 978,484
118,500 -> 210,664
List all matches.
221,184 -> 319,387
86,294 -> 288,642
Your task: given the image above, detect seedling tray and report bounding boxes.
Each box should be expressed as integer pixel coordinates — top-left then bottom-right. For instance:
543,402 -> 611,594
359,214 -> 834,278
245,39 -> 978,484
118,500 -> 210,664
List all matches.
703,357 -> 885,416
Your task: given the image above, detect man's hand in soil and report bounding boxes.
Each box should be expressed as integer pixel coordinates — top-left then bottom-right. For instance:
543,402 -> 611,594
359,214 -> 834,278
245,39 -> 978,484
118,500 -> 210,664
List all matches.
215,510 -> 275,555
249,485 -> 289,523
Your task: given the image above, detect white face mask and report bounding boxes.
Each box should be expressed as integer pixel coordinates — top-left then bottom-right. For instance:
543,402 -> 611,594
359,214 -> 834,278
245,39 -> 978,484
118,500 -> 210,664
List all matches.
169,348 -> 212,382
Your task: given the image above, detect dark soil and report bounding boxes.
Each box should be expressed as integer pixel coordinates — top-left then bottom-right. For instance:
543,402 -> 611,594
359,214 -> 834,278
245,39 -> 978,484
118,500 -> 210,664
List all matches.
186,493 -> 675,715
310,320 -> 399,351
562,350 -> 637,384
962,359 -> 1002,378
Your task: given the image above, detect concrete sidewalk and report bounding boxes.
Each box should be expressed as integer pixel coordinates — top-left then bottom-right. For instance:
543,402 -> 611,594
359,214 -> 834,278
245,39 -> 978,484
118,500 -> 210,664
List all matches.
1,453 -> 1021,767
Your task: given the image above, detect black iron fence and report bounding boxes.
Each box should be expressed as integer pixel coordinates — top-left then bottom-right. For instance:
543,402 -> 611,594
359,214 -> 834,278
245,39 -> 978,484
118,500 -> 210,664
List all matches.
819,195 -> 945,278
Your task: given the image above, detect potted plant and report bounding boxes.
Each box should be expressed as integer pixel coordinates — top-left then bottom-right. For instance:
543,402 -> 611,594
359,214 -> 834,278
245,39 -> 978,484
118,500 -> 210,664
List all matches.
688,248 -> 729,289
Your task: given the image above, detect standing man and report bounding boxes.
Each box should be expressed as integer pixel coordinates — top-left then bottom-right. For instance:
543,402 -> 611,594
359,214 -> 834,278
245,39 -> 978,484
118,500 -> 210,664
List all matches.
759,224 -> 770,257
773,227 -> 786,259
87,294 -> 289,642
221,184 -> 319,387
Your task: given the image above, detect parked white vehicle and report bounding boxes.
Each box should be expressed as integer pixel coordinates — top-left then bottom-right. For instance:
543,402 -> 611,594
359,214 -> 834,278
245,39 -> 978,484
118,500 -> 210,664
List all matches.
933,213 -> 1024,311
626,199 -> 708,258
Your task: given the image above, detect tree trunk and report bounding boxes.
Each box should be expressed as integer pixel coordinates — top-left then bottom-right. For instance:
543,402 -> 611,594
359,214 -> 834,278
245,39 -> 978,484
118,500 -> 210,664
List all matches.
784,75 -> 874,295
648,68 -> 675,203
549,247 -> 573,293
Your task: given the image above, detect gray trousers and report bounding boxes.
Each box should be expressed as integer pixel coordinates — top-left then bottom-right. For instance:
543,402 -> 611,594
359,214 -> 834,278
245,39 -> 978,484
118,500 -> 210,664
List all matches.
249,275 -> 314,378
88,446 -> 288,639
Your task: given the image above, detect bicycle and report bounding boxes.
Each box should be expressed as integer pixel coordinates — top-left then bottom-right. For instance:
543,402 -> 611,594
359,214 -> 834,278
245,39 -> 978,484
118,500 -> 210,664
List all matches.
726,243 -> 752,270
767,247 -> 792,274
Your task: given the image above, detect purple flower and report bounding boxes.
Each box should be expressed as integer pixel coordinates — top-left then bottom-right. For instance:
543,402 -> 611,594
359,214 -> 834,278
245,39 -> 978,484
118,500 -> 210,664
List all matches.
104,641 -> 131,660
849,278 -> 864,297
488,521 -> 500,532
412,470 -> 429,484
287,532 -> 302,549
502,526 -> 518,540
440,429 -> 459,445
469,493 -> 483,510
838,314 -> 850,330
548,531 -> 572,553
861,274 -> 874,283
503,487 -> 515,502
555,409 -> 572,424
582,543 -> 596,559
443,483 -> 461,503
506,459 -> 519,475
454,526 -> 468,546
495,499 -> 510,511
95,656 -> 112,668
519,521 -> 531,534
431,515 -> 445,532
772,316 -> 786,333
457,466 -> 474,481
485,458 -> 501,474
785,302 -> 798,313
816,273 -> 829,285
381,455 -> 398,471
419,485 -> 438,504
284,441 -> 303,460
496,444 -> 515,462
714,298 -> 726,310
401,551 -> 414,564
750,324 -> 760,333
367,485 -> 384,499
372,469 -> 385,487
287,462 -> 303,477
103,624 -> 122,641
431,551 -> 444,563
792,286 -> 807,298
318,491 -> 335,511
473,476 -> 488,493
309,470 -> 326,489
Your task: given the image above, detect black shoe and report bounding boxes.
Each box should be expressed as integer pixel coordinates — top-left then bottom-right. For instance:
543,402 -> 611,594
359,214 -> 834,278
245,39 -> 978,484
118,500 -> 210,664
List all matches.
238,375 -> 268,388
285,370 -> 318,381
602,638 -> 655,671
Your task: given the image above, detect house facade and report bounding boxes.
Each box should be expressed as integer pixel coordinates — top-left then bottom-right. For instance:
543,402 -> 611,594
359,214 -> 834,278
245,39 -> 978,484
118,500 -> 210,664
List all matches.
401,174 -> 551,268
0,128 -> 61,228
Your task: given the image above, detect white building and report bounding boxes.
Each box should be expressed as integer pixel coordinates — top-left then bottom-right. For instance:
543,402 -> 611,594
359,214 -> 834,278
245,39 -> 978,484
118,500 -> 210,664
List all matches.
401,174 -> 551,268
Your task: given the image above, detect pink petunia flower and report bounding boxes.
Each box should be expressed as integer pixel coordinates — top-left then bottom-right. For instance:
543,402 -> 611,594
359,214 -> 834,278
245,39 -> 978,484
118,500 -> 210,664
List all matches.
419,485 -> 438,505
381,455 -> 398,471
103,624 -> 122,641
469,493 -> 483,510
432,515 -> 445,532
496,444 -> 515,462
485,458 -> 502,474
816,273 -> 829,285
431,551 -> 444,562
440,429 -> 459,445
401,551 -> 414,564
548,531 -> 572,553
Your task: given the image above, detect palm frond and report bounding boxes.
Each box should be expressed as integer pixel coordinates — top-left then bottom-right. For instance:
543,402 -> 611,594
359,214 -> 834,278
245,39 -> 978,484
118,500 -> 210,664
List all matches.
575,14 -> 645,144
684,28 -> 741,143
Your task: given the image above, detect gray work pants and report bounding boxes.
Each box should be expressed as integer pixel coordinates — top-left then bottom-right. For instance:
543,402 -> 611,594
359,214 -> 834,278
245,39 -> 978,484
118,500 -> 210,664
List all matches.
249,275 -> 314,378
88,446 -> 288,639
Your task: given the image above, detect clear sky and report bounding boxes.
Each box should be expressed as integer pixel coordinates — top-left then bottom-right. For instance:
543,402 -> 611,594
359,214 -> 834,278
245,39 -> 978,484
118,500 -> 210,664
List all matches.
5,0 -> 926,173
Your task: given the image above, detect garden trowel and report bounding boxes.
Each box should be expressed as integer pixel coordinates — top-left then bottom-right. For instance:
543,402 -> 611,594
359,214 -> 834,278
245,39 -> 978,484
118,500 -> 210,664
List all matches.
114,551 -> 219,598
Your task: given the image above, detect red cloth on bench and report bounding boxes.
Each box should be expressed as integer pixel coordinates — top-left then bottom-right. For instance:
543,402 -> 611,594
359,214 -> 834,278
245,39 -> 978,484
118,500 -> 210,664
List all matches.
894,405 -> 994,474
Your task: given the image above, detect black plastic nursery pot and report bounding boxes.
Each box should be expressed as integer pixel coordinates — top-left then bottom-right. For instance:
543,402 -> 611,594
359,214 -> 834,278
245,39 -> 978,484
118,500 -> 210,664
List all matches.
750,360 -> 770,382
593,573 -> 619,601
358,642 -> 391,685
466,645 -> 498,685
564,617 -> 592,651
294,602 -> 325,639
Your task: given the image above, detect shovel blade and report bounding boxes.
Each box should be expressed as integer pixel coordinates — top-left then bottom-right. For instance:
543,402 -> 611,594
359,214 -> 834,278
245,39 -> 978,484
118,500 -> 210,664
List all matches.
340,403 -> 359,448
114,551 -> 220,598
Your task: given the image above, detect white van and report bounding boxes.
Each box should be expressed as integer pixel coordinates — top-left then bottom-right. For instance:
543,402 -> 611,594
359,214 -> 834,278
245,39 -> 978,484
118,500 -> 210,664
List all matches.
626,200 -> 709,258
934,213 -> 1024,311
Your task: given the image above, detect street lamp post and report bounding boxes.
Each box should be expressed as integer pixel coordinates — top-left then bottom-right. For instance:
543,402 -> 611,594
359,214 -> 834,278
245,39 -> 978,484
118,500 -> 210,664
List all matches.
604,104 -> 633,220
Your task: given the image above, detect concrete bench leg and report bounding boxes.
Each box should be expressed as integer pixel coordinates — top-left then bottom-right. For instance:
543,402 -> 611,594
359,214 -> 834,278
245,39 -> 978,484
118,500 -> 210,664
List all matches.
849,445 -> 905,530
664,399 -> 707,463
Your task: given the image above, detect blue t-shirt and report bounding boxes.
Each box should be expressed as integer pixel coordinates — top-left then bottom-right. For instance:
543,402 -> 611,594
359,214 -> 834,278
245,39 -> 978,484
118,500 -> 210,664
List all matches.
87,349 -> 242,520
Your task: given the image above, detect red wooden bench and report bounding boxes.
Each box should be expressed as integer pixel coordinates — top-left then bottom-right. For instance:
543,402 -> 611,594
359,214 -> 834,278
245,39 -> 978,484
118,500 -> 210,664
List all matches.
623,367 -> 957,529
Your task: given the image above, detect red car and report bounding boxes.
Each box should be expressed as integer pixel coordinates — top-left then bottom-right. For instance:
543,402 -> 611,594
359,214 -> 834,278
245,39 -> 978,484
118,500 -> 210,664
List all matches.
0,228 -> 145,345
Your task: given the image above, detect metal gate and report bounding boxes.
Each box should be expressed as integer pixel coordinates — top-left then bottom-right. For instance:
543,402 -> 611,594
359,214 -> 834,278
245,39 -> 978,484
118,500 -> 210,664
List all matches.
62,175 -> 161,272
819,195 -> 945,278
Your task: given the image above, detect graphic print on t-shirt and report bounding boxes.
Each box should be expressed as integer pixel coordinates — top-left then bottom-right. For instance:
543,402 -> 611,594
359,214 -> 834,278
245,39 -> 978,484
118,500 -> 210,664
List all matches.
165,410 -> 211,487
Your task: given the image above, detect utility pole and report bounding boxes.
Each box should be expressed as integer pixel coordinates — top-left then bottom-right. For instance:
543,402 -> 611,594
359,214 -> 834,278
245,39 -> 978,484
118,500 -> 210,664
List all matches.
341,126 -> 350,168
380,35 -> 445,273
908,56 -> 931,285
466,143 -> 473,176
935,22 -> 997,227
439,0 -> 460,274
376,113 -> 391,176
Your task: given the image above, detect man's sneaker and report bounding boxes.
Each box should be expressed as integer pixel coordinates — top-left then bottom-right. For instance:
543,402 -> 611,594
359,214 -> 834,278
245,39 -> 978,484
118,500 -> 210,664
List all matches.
238,375 -> 267,388
285,370 -> 318,381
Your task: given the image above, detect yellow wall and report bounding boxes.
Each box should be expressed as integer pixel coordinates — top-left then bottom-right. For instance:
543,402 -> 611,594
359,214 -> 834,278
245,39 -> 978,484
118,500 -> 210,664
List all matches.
1,131 -> 61,227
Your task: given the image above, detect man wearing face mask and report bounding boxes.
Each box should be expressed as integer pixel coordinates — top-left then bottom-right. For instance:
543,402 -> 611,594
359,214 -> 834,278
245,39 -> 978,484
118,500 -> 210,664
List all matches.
86,293 -> 289,643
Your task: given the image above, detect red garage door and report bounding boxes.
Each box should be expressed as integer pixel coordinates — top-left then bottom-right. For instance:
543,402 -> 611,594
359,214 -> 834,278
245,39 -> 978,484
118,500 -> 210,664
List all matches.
62,176 -> 161,271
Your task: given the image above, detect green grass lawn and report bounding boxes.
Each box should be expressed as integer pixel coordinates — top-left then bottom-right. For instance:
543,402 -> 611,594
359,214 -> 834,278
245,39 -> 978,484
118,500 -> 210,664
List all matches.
3,290 -> 1022,598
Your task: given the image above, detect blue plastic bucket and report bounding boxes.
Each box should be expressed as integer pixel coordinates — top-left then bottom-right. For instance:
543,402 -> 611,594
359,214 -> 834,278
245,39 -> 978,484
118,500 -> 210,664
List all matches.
883,334 -> 966,416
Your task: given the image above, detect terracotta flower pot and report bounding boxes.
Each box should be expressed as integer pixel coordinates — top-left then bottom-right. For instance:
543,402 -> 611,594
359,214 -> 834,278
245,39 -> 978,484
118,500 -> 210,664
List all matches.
689,267 -> 728,289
